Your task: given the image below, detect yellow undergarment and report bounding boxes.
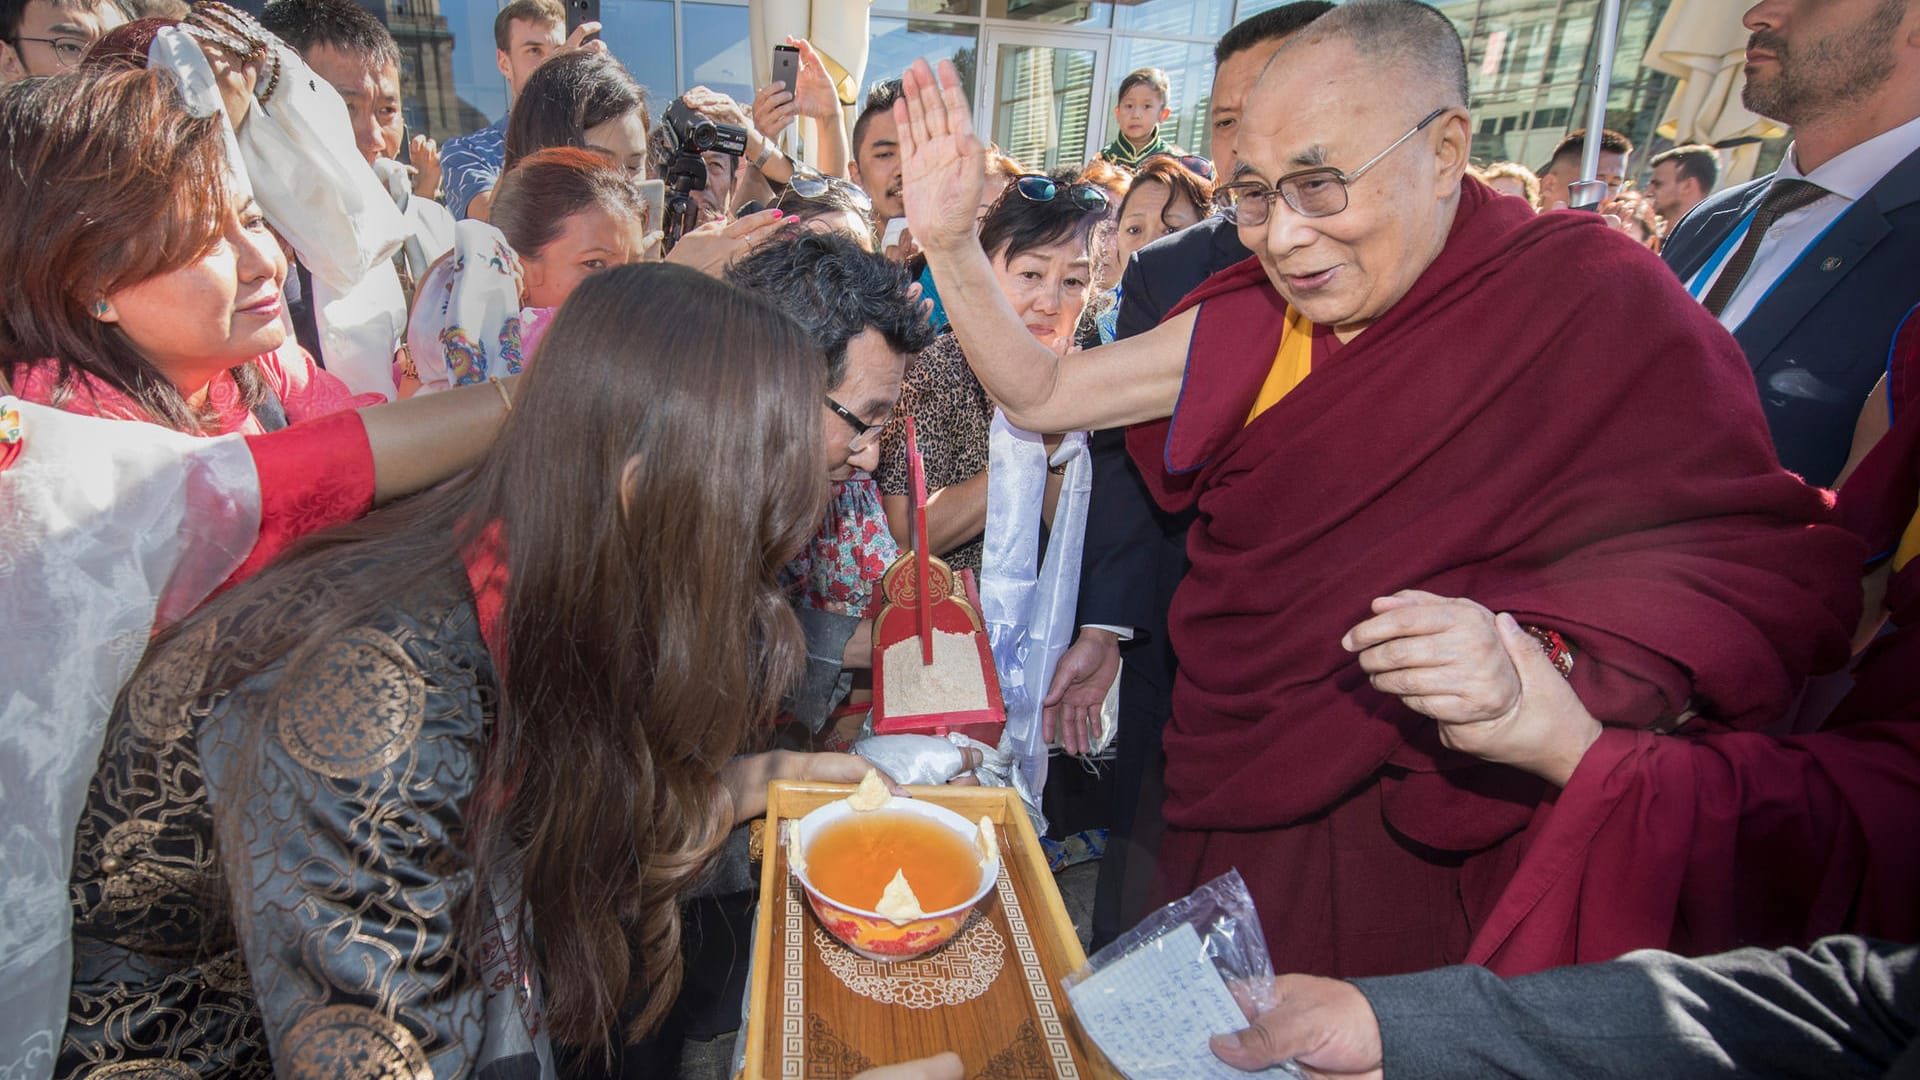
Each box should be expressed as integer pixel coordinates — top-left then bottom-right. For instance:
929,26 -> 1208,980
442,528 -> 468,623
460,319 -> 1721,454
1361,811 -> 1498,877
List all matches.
1894,487 -> 1920,572
1247,307 -> 1315,426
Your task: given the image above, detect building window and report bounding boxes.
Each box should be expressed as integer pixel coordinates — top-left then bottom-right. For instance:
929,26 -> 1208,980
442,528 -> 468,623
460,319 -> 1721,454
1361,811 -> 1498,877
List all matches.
599,0 -> 677,105
862,17 -> 980,107
680,1 -> 754,103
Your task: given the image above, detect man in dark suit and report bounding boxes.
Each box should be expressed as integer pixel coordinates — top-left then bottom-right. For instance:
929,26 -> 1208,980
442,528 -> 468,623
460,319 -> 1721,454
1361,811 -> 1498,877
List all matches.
1209,934 -> 1918,1078
1037,0 -> 1334,949
1660,0 -> 1920,486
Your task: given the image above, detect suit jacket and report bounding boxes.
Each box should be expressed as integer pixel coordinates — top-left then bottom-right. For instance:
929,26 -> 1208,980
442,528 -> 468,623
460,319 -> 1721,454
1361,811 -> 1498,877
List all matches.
1353,935 -> 1920,1078
1076,215 -> 1249,692
1662,143 -> 1920,486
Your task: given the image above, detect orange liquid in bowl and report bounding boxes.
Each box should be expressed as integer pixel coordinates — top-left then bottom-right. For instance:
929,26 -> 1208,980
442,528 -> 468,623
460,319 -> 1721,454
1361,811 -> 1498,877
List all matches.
807,811 -> 984,913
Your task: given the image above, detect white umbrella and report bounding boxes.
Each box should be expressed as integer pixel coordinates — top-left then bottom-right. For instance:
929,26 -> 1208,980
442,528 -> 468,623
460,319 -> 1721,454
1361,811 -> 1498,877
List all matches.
1644,0 -> 1786,184
749,0 -> 873,166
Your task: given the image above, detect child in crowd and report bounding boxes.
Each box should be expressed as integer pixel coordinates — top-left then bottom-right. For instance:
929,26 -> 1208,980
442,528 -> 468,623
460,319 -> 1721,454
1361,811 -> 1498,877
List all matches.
1099,67 -> 1172,168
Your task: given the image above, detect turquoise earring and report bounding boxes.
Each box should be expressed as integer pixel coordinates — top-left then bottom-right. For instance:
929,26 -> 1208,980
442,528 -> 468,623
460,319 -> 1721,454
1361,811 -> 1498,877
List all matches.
93,300 -> 109,317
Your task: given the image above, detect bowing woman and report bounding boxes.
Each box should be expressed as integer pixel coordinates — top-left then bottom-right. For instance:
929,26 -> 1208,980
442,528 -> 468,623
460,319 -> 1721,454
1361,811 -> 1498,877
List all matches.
57,264 -> 955,1079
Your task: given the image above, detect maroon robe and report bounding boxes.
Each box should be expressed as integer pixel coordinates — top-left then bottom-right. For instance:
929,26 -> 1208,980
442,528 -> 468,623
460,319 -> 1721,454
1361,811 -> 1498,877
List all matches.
1126,179 -> 1865,977
1469,303 -> 1920,974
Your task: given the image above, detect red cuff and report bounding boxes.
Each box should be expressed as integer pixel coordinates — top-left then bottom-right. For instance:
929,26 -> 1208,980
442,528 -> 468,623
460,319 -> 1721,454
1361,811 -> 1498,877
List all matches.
225,410 -> 376,589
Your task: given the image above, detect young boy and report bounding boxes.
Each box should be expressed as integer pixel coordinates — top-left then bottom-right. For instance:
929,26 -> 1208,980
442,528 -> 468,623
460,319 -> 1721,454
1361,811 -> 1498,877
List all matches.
1100,67 -> 1172,168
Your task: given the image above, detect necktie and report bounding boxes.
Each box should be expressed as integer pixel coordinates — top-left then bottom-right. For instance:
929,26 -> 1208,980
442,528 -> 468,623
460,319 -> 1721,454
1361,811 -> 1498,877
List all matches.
1701,178 -> 1828,317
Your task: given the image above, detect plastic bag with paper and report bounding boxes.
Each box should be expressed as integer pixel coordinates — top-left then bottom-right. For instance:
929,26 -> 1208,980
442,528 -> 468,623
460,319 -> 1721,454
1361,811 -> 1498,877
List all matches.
1061,869 -> 1305,1079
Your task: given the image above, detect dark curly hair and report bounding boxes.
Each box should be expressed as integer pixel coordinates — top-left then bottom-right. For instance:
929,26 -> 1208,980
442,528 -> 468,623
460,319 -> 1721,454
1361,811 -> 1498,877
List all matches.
725,230 -> 933,388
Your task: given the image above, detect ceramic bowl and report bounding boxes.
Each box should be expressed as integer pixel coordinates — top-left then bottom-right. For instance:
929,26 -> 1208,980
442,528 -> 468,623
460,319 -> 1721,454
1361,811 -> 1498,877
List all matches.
790,796 -> 999,962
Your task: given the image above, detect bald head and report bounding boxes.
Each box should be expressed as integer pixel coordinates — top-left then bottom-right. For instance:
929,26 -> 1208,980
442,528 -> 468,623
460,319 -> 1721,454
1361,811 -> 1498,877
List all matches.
1230,0 -> 1474,341
1265,0 -> 1468,109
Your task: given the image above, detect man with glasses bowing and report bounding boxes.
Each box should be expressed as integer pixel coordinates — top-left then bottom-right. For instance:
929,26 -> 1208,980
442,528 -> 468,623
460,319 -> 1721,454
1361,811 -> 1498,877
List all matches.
895,0 -> 1862,979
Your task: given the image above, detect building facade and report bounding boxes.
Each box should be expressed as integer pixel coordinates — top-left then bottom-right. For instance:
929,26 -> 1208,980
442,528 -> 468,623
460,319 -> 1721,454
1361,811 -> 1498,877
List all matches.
366,0 -> 1749,188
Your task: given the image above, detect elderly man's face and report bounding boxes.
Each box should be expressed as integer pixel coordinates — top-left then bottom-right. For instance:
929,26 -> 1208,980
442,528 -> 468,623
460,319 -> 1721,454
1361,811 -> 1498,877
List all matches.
1233,40 -> 1468,339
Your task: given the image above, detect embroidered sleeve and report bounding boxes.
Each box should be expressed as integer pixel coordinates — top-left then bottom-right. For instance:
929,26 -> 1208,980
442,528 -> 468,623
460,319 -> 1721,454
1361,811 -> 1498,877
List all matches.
227,409 -> 375,588
201,622 -> 499,1078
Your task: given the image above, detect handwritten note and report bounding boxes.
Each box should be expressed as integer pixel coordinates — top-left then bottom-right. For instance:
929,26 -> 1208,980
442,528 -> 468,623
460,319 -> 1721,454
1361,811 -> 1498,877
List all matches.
1064,922 -> 1304,1079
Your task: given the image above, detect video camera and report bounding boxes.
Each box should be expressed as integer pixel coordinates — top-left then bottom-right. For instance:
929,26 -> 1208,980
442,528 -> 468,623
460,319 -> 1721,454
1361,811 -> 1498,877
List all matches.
660,97 -> 750,251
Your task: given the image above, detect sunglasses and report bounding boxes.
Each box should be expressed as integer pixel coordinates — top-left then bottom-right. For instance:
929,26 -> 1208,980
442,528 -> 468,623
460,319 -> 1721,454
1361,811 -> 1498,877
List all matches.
1012,175 -> 1111,214
1145,152 -> 1217,181
787,165 -> 874,213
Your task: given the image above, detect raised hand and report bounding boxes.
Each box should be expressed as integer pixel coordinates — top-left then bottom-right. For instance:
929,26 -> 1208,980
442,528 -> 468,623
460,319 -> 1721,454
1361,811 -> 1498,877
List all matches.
752,79 -> 799,140
891,58 -> 985,260
409,134 -> 441,199
788,37 -> 843,121
563,20 -> 607,55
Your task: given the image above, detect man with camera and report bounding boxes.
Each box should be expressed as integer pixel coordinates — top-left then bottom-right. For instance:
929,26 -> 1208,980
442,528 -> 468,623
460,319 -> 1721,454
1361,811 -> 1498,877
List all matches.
656,37 -> 853,249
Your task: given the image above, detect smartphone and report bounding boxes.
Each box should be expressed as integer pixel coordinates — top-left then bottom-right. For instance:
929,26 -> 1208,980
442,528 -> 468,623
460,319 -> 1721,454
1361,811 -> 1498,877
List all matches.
772,43 -> 800,92
636,178 -> 666,234
881,216 -> 908,252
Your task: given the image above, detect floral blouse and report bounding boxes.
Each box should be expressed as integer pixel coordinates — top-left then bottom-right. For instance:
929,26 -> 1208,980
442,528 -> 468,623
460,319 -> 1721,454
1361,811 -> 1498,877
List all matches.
780,475 -> 900,618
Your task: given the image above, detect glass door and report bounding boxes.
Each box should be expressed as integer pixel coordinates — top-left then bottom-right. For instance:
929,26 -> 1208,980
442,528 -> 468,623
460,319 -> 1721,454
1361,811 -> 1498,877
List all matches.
977,27 -> 1110,171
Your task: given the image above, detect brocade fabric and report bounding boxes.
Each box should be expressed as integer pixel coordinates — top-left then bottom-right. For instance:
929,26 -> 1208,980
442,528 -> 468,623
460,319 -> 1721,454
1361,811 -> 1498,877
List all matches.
59,564 -> 550,1079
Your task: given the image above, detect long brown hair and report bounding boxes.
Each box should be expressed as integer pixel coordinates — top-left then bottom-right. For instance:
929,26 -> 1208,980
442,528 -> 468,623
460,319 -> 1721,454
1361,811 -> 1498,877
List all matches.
173,263 -> 825,1050
0,66 -> 267,432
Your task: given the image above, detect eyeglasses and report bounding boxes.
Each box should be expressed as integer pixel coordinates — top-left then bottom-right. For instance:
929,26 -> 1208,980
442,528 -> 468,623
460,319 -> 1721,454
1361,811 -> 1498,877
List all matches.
1219,108 -> 1449,226
786,165 -> 873,213
1145,152 -> 1217,181
825,396 -> 888,453
11,35 -> 89,67
1012,174 -> 1111,214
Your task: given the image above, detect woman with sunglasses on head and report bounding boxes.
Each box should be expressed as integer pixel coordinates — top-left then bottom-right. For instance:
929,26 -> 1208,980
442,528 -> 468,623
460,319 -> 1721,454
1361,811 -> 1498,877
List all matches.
873,167 -> 1102,572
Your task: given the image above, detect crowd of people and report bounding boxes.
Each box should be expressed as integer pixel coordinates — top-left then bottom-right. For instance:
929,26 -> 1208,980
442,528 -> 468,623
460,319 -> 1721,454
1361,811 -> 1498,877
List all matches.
0,0 -> 1916,1075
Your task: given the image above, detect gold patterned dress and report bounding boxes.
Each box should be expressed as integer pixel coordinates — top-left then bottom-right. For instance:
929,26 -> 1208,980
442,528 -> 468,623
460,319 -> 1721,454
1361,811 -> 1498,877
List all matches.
59,564 -> 550,1079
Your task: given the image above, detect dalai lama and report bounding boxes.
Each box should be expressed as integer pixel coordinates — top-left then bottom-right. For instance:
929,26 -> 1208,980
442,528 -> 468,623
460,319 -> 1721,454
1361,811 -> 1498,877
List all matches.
891,0 -> 1866,977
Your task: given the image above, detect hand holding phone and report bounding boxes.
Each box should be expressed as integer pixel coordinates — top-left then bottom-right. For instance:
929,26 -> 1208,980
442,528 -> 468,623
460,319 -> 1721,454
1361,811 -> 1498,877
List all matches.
771,44 -> 800,95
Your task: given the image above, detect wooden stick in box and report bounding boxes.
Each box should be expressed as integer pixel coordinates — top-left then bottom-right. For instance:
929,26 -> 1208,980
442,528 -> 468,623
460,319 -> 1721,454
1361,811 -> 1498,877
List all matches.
905,417 -> 934,666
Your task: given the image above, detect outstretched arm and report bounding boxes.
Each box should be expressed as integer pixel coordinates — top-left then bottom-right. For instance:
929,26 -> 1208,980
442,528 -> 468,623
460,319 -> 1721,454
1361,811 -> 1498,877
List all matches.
894,59 -> 1189,433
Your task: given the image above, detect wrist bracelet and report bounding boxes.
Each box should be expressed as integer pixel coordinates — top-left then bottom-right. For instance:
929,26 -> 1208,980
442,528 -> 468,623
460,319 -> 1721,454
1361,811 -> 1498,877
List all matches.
751,142 -> 780,171
1522,624 -> 1575,679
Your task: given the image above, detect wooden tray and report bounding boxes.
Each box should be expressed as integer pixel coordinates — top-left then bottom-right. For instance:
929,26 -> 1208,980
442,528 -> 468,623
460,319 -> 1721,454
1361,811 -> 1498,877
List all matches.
744,781 -> 1114,1079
